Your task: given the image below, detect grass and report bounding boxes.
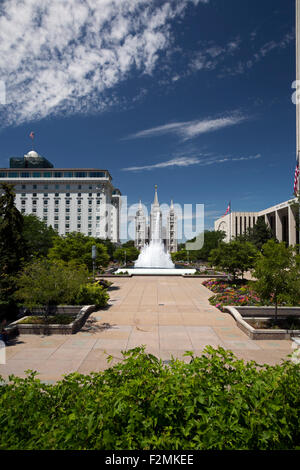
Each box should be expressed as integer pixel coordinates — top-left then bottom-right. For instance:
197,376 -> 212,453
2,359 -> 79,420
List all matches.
19,314 -> 75,325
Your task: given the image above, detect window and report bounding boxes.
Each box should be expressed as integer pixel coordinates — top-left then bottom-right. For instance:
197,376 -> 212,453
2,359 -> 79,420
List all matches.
75,172 -> 86,177
43,208 -> 48,213
0,172 -> 7,177
43,172 -> 51,177
44,193 -> 48,197
66,200 -> 70,205
55,184 -> 59,189
96,216 -> 100,221
32,200 -> 37,205
89,193 -> 92,197
33,172 -> 41,178
77,216 -> 81,221
65,224 -> 70,229
32,193 -> 37,197
77,193 -> 81,197
32,208 -> 37,213
88,216 -> 92,220
44,200 -> 48,205
8,173 -> 19,178
77,224 -> 81,229
89,185 -> 92,190
21,172 -> 30,178
54,216 -> 59,221
78,185 -> 82,189
21,200 -> 26,205
54,224 -> 59,230
88,232 -> 92,236
66,208 -> 70,213
55,200 -> 59,205
66,184 -> 70,189
55,193 -> 59,197
97,200 -> 100,205
64,172 -> 73,178
97,193 -> 101,197
88,224 -> 92,228
88,208 -> 92,213
88,200 -> 92,205
44,185 -> 48,189
54,208 -> 59,213
66,216 -> 70,221
54,172 -> 62,178
43,217 -> 48,222
22,185 -> 26,189
89,172 -> 105,177
66,193 -> 70,197
21,208 -> 26,214
77,200 -> 81,205
77,208 -> 81,212
21,193 -> 26,197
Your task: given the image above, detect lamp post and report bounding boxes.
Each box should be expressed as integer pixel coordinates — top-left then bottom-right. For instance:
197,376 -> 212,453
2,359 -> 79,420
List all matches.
124,249 -> 127,267
92,245 -> 97,281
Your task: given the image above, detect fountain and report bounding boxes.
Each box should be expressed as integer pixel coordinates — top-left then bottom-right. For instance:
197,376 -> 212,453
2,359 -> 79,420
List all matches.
115,188 -> 196,276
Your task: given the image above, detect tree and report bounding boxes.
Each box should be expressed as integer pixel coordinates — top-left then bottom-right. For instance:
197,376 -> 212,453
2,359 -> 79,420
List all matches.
0,184 -> 26,301
251,239 -> 300,320
113,246 -> 140,265
236,217 -> 274,251
209,241 -> 258,280
14,259 -> 89,317
48,232 -> 110,271
22,214 -> 58,260
172,231 -> 226,263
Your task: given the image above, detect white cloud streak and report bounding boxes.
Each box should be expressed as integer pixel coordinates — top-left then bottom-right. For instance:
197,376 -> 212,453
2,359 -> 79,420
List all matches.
124,113 -> 247,141
0,0 -> 208,126
122,153 -> 261,172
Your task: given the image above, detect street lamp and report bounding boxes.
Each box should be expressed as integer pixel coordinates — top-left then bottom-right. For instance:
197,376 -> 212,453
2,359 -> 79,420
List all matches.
124,249 -> 127,267
92,245 -> 97,281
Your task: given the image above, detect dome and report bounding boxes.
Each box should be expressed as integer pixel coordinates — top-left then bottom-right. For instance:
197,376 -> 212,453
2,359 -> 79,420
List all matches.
25,150 -> 39,158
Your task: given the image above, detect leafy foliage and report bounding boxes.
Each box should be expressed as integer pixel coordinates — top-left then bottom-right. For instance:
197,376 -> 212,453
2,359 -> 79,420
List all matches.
251,239 -> 300,319
72,283 -> 109,307
172,230 -> 226,263
235,217 -> 275,251
209,241 -> 258,280
113,246 -> 139,264
48,232 -> 110,271
22,214 -> 58,260
13,259 -> 89,314
0,347 -> 299,450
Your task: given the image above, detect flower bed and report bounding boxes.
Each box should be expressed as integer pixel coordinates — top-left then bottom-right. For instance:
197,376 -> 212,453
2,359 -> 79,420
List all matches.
202,279 -> 264,312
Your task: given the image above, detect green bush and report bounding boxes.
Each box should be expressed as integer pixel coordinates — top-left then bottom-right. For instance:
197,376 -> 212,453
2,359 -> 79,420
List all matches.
0,347 -> 299,450
73,283 -> 109,307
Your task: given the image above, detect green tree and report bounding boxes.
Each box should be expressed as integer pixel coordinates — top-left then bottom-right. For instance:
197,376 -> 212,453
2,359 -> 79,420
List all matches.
209,241 -> 258,280
22,214 -> 58,260
48,232 -> 110,271
251,239 -> 300,320
236,217 -> 274,250
113,246 -> 139,265
14,259 -> 89,317
0,184 -> 25,302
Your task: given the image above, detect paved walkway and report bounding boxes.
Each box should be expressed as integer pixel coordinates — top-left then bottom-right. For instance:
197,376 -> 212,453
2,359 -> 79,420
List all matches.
0,277 -> 293,383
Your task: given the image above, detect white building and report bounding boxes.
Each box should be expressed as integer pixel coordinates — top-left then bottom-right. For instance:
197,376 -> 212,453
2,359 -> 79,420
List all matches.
214,199 -> 298,246
0,150 -> 122,242
135,185 -> 178,253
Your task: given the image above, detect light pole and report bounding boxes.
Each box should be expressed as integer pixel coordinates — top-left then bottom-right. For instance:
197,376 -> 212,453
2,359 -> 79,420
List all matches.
92,245 -> 97,281
124,249 -> 127,267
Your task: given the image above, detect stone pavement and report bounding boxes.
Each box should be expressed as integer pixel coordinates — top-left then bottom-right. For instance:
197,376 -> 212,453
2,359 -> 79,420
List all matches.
0,277 -> 294,383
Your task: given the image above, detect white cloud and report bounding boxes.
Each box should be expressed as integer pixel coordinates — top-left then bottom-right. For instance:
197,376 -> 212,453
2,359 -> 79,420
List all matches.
124,113 -> 247,141
0,0 -> 208,126
122,153 -> 261,172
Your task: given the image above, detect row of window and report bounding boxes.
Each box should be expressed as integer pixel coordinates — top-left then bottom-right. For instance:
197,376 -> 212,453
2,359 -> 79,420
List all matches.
21,192 -> 102,198
17,184 -> 104,190
0,171 -> 107,178
21,199 -> 101,206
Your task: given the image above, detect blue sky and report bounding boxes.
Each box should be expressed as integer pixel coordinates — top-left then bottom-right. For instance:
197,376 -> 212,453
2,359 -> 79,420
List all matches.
0,0 -> 297,231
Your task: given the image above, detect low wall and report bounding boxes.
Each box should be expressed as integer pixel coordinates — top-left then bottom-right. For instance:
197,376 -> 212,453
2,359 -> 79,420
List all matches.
225,306 -> 300,340
6,305 -> 96,336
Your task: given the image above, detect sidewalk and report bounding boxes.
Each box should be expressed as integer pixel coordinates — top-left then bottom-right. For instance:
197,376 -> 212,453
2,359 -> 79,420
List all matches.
0,277 -> 293,383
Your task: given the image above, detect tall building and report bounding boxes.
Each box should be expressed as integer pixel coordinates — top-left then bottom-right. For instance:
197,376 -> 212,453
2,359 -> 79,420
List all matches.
135,185 -> 178,253
0,149 -> 122,242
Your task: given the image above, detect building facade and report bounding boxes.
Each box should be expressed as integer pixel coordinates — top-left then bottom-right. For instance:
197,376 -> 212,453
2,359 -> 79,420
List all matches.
135,185 -> 178,253
0,150 -> 122,242
214,199 -> 299,246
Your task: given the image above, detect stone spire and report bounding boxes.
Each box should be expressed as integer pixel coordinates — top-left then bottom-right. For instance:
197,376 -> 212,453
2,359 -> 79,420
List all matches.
170,199 -> 174,211
153,184 -> 159,206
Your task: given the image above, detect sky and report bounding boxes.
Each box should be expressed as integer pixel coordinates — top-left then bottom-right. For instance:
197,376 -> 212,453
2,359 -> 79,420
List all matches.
0,0 -> 298,234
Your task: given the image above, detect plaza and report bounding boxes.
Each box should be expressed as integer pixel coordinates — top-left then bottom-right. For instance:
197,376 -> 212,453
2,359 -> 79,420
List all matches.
0,276 -> 293,384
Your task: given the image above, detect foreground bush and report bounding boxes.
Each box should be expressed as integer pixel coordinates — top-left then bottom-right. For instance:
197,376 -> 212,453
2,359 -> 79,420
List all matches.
73,283 -> 109,307
0,347 -> 299,450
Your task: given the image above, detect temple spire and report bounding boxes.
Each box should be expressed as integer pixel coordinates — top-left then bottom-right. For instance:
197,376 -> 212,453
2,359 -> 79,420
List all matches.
153,184 -> 159,206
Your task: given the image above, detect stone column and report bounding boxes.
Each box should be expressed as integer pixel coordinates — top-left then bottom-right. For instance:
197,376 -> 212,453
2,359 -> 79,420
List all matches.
275,210 -> 283,242
288,205 -> 297,246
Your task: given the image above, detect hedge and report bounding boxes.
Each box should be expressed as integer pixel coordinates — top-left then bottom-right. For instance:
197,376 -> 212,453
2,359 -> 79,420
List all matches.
0,346 -> 299,450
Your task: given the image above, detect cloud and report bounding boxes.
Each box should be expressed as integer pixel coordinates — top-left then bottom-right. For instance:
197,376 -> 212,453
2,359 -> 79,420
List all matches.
122,153 -> 261,172
0,0 -> 208,127
124,113 -> 247,141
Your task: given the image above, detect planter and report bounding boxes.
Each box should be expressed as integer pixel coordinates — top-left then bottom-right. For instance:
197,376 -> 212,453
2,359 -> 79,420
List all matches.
5,305 -> 96,336
225,306 -> 300,340
183,274 -> 228,279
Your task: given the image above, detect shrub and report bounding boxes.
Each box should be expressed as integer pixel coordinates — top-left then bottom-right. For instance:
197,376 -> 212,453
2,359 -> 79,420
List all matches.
73,283 -> 109,307
0,347 -> 299,450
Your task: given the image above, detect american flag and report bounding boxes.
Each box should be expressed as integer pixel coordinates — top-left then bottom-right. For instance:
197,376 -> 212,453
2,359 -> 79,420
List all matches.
29,131 -> 34,140
294,162 -> 299,196
223,202 -> 231,217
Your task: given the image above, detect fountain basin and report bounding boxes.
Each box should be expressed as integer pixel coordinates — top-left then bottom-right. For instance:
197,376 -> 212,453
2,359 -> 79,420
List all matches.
115,268 -> 196,276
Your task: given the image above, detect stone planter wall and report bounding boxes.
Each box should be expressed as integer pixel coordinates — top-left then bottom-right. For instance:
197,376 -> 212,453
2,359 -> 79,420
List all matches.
6,305 -> 96,336
225,306 -> 300,340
